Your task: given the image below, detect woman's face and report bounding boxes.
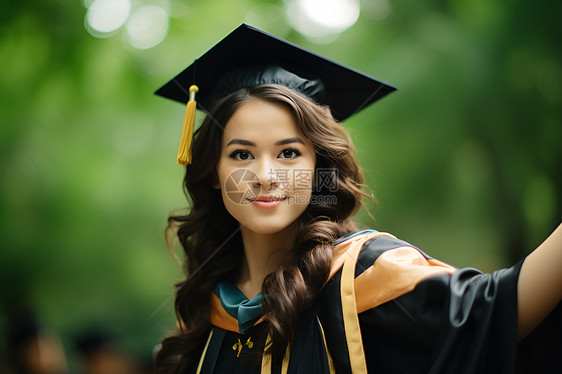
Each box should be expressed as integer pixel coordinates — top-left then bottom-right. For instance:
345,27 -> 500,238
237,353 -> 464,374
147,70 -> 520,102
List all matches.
216,99 -> 316,235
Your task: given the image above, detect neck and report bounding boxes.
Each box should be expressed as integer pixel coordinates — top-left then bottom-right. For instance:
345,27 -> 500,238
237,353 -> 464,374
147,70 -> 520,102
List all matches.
237,222 -> 298,299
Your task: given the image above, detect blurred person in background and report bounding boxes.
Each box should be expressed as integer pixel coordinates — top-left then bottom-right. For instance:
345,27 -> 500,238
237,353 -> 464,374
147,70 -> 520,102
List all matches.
74,326 -> 146,374
5,301 -> 68,374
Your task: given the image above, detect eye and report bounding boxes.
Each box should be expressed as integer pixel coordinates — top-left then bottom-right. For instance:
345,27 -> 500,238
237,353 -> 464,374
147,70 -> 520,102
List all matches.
278,148 -> 302,159
229,150 -> 254,161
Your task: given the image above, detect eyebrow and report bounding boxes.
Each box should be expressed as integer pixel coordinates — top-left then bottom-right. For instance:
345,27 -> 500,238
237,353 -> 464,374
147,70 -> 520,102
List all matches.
275,137 -> 305,146
226,139 -> 256,147
226,137 -> 305,147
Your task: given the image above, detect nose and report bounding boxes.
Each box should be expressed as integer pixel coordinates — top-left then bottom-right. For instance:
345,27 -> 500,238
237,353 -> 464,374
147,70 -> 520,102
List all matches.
252,160 -> 280,191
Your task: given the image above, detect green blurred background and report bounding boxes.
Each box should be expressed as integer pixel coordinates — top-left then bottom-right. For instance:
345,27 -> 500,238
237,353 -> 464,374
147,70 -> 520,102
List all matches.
1,0 -> 560,371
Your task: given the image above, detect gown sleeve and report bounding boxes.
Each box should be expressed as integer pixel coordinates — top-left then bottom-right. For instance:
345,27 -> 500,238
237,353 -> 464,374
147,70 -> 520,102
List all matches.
353,234 -> 560,374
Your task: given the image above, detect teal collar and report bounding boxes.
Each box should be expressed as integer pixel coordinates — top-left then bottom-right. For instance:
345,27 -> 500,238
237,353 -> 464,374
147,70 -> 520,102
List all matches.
214,281 -> 263,334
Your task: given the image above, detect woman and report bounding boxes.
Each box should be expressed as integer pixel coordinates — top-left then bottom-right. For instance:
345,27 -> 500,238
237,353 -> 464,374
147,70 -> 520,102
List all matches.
154,24 -> 562,373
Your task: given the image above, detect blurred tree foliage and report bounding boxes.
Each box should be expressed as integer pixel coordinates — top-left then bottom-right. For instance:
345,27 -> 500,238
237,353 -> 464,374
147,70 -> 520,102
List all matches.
0,0 -> 560,370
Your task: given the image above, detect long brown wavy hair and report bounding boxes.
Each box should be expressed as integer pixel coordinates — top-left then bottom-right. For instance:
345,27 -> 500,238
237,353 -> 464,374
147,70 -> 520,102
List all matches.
154,84 -> 371,373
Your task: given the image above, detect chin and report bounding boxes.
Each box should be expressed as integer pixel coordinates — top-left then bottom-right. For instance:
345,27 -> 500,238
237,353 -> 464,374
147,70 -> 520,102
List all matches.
224,195 -> 311,236
240,215 -> 300,235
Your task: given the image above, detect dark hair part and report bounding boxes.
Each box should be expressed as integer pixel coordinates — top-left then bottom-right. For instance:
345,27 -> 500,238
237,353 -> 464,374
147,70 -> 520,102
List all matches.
155,84 -> 370,373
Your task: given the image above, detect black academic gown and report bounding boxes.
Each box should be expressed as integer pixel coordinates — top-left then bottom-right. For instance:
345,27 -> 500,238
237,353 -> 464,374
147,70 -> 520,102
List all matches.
188,231 -> 562,374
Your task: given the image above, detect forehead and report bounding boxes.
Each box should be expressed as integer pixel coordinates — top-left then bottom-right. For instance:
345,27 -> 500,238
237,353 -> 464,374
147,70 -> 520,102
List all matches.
221,99 -> 305,145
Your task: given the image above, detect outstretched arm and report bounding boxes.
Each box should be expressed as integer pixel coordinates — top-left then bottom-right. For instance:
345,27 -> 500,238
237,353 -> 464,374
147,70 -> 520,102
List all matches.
517,223 -> 562,340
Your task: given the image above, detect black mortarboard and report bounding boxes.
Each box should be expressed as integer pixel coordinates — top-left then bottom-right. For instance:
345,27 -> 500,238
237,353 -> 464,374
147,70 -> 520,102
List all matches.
155,24 -> 396,164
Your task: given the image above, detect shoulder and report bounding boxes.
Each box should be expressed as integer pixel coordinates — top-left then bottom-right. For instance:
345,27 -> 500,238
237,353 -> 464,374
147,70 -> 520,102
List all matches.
334,230 -> 453,272
331,230 -> 456,313
354,232 -> 454,277
332,229 -> 453,274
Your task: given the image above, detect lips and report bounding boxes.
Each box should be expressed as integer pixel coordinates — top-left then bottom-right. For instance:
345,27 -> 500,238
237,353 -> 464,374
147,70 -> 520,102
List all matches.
248,195 -> 287,209
252,195 -> 285,202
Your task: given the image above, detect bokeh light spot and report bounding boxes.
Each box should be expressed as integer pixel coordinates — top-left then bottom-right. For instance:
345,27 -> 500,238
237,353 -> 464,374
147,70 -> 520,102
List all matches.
125,5 -> 169,49
286,0 -> 359,41
85,0 -> 131,36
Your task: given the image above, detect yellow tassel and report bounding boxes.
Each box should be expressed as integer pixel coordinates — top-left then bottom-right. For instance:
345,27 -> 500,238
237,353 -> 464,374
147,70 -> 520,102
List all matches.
177,85 -> 199,165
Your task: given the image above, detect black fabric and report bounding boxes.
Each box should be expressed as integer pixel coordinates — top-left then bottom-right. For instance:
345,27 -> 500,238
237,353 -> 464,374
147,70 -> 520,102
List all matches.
215,64 -> 326,105
210,309 -> 333,374
187,232 -> 560,373
317,268 -> 353,373
516,301 -> 562,373
203,328 -> 226,374
155,24 -> 396,122
212,324 -> 268,374
359,274 -> 450,374
432,264 -> 521,373
359,262 -> 523,374
286,307 -> 332,374
332,230 -> 370,246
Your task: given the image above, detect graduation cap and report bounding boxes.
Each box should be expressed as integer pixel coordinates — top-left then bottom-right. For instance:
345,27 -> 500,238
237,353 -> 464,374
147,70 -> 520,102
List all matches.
155,23 -> 396,165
